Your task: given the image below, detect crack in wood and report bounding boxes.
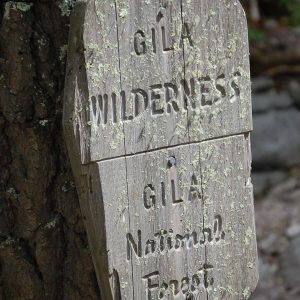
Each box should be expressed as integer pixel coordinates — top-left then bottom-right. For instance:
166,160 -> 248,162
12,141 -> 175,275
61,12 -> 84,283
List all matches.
83,131 -> 251,164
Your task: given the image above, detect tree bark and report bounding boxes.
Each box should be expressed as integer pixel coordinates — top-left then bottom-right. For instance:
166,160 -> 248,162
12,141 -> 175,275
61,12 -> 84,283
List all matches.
0,1 -> 100,299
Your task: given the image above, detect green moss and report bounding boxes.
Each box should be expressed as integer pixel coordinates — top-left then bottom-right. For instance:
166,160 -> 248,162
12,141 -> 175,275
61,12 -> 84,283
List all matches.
4,2 -> 33,19
0,237 -> 16,249
119,8 -> 128,18
58,0 -> 75,17
44,218 -> 59,229
242,287 -> 251,299
59,44 -> 68,61
14,2 -> 33,12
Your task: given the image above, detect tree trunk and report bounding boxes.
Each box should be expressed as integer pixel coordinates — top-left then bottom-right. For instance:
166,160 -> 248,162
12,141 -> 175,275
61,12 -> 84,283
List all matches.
0,1 -> 100,299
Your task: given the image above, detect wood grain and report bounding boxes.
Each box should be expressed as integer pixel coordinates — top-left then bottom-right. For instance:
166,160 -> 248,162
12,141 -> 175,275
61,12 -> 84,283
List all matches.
63,0 -> 258,299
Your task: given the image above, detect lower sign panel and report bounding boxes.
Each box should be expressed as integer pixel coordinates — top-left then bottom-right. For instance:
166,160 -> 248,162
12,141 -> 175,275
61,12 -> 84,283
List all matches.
85,135 -> 258,300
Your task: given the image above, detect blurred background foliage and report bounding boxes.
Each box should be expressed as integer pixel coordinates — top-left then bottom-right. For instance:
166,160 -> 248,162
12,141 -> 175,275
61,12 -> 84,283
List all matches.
240,0 -> 300,76
260,0 -> 300,26
243,0 -> 300,42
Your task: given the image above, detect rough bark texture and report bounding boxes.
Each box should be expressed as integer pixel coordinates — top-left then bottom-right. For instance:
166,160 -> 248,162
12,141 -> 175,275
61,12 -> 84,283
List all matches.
0,1 -> 100,299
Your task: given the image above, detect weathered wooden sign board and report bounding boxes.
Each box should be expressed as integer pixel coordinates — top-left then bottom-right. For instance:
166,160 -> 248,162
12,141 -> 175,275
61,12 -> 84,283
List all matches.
63,0 -> 258,299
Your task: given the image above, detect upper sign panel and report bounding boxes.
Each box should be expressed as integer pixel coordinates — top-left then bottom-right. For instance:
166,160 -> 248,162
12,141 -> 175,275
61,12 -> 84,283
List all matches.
64,0 -> 252,163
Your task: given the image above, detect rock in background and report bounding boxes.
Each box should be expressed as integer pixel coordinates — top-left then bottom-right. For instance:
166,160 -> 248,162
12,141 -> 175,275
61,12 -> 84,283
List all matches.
252,178 -> 300,300
252,77 -> 300,170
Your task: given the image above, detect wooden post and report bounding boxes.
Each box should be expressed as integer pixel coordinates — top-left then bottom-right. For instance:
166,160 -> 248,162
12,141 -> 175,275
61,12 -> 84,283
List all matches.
63,0 -> 258,299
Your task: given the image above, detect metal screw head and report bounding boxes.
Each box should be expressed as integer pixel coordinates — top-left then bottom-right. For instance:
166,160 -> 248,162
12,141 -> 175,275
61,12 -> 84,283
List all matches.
167,156 -> 176,168
157,6 -> 166,21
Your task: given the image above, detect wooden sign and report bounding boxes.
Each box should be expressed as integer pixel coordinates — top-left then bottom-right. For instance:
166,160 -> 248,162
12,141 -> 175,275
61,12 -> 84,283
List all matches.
63,0 -> 258,299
